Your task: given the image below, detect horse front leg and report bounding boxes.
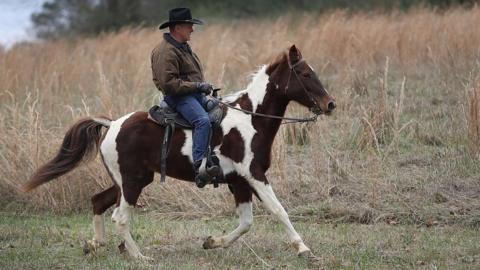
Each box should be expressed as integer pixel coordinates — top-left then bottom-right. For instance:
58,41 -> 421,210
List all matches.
248,176 -> 311,256
203,179 -> 253,249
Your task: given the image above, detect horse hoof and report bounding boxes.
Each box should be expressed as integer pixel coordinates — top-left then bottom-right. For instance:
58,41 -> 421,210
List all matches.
203,236 -> 222,249
297,245 -> 317,260
83,239 -> 103,255
295,241 -> 311,255
118,241 -> 126,253
298,249 -> 314,257
203,236 -> 215,249
83,240 -> 92,255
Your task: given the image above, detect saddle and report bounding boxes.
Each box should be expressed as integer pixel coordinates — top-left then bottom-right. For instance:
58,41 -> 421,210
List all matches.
147,95 -> 225,187
147,99 -> 224,129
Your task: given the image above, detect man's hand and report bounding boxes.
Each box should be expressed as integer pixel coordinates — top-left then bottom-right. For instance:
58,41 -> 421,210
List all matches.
197,82 -> 213,95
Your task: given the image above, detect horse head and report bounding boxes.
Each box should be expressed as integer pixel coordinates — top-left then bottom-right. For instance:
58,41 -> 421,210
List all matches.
266,45 -> 336,115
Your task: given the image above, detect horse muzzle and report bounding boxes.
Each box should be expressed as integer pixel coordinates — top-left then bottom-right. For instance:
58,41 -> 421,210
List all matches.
325,100 -> 336,114
311,100 -> 336,115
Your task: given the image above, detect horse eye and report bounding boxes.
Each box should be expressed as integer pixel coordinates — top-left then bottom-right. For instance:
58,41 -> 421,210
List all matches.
302,73 -> 311,78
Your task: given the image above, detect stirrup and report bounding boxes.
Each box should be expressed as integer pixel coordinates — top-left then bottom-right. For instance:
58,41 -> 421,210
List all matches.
194,159 -> 222,188
206,164 -> 222,188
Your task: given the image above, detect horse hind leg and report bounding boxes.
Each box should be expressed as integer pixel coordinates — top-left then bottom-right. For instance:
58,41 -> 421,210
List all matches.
112,196 -> 150,260
111,171 -> 154,261
90,185 -> 119,246
203,179 -> 253,249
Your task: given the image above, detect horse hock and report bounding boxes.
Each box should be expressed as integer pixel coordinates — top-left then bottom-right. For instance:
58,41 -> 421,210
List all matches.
112,202 -> 153,261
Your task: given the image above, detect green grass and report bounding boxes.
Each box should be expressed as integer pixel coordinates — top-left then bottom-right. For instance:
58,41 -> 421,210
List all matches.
1,211 -> 478,269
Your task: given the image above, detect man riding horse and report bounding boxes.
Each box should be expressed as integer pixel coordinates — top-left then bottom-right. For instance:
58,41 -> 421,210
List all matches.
22,9 -> 337,259
151,7 -> 220,188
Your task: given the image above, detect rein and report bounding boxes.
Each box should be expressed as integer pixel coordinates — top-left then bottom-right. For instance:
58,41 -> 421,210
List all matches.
216,99 -> 318,124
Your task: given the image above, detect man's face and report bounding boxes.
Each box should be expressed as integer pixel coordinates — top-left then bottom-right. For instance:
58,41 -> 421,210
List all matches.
174,23 -> 194,42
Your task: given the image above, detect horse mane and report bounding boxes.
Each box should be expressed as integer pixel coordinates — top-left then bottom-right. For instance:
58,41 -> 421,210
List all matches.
223,50 -> 288,103
266,51 -> 287,75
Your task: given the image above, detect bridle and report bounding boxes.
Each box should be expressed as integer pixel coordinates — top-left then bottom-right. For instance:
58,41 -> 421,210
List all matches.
285,58 -> 323,115
216,57 -> 323,124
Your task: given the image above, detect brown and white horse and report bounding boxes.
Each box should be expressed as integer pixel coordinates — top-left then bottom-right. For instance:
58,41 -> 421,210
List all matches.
22,45 -> 336,260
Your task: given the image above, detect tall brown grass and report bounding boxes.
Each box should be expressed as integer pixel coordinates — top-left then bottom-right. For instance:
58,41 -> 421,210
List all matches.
1,7 -> 479,225
465,73 -> 480,157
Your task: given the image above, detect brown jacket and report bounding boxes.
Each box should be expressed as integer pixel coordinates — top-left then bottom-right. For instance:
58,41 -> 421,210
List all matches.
151,33 -> 204,96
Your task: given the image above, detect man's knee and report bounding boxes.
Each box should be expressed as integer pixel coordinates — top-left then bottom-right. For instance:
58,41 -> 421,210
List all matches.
194,115 -> 211,128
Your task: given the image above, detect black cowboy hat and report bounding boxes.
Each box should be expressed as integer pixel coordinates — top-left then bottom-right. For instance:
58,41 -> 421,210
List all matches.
159,7 -> 203,30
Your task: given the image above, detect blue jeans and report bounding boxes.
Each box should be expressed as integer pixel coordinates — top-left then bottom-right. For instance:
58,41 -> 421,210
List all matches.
164,93 -> 211,162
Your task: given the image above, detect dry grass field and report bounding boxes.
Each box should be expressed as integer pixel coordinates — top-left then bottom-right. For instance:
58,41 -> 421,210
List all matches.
1,6 -> 479,269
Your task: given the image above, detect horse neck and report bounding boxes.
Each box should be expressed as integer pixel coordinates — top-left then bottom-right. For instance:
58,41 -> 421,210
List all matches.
245,66 -> 289,142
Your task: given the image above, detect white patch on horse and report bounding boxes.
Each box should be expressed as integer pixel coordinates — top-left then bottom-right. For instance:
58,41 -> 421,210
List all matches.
223,65 -> 268,107
219,106 -> 257,178
217,154 -> 235,175
180,129 -> 194,164
245,65 -> 269,112
100,112 -> 135,191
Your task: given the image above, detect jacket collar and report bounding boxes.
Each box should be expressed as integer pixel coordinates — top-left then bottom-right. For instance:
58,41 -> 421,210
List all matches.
164,33 -> 191,53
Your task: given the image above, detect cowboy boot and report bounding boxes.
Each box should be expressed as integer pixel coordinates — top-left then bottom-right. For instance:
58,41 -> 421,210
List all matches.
193,159 -> 208,188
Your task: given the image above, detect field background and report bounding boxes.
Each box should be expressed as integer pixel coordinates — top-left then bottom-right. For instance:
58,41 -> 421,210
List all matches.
1,6 -> 479,269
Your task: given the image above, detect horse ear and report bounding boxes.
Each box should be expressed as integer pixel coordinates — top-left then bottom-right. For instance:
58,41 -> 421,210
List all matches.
288,45 -> 302,64
266,53 -> 287,75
